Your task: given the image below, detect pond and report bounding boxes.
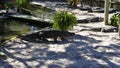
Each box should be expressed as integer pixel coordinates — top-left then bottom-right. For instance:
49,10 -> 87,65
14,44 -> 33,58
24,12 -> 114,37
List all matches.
0,4 -> 54,44
0,19 -> 43,44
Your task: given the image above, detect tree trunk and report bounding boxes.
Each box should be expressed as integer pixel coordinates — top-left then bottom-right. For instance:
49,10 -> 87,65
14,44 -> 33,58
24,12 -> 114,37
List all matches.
104,0 -> 110,25
118,17 -> 120,38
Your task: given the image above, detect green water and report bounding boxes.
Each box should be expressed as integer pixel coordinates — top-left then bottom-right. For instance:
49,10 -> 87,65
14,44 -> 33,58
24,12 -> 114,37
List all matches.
27,4 -> 54,17
0,4 -> 54,44
0,20 -> 41,43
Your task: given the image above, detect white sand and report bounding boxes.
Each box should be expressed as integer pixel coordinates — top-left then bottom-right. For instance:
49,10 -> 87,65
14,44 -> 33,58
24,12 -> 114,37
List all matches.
1,23 -> 120,68
1,1 -> 120,68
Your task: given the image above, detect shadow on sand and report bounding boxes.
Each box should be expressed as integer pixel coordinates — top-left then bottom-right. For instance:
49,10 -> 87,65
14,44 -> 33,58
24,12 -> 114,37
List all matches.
0,34 -> 120,68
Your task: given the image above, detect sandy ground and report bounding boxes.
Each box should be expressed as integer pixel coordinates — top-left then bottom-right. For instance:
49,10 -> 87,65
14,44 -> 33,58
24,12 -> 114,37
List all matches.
1,1 -> 120,68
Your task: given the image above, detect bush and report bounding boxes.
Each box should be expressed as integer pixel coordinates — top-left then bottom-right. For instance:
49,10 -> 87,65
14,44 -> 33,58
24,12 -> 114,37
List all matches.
110,13 -> 119,27
52,11 -> 77,31
16,0 -> 30,8
16,0 -> 30,13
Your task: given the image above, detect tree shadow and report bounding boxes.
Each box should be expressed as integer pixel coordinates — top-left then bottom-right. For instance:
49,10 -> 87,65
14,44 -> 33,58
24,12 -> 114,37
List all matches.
1,34 -> 120,68
65,35 -> 120,68
0,45 -> 13,68
0,59 -> 13,68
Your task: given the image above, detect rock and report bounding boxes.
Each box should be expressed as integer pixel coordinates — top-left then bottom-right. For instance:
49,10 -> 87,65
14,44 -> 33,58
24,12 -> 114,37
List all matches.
18,8 -> 33,15
77,17 -> 104,23
88,7 -> 117,13
87,17 -> 104,22
101,26 -> 118,33
80,28 -> 102,32
77,19 -> 89,23
80,26 -> 118,33
79,6 -> 91,11
88,7 -> 104,13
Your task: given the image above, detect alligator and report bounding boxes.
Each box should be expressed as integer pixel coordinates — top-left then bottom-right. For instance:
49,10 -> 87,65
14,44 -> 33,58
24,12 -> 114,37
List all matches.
80,26 -> 118,32
20,28 -> 75,43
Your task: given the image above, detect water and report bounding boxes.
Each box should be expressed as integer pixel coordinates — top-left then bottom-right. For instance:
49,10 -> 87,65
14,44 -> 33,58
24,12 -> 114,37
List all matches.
0,20 -> 42,43
0,4 -> 54,44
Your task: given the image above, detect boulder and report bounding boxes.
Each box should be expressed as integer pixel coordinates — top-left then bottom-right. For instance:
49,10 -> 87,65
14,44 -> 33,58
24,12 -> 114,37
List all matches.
80,26 -> 118,33
77,17 -> 104,23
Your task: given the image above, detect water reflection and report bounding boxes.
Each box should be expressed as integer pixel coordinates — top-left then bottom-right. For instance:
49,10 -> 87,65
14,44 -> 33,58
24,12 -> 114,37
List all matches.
31,26 -> 36,32
0,20 -> 41,41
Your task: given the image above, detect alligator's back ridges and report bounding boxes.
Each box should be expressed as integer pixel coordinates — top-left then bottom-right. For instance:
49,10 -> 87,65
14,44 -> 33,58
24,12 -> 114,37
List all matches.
39,30 -> 74,38
19,28 -> 75,43
38,29 -> 75,43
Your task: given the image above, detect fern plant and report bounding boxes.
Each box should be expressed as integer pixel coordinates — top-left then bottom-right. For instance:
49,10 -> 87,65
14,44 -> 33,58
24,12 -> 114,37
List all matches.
52,11 -> 77,31
110,13 -> 119,27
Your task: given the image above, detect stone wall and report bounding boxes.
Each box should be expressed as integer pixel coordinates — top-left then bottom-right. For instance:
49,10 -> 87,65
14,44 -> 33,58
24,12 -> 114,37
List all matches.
31,0 -> 67,2
81,0 -> 104,7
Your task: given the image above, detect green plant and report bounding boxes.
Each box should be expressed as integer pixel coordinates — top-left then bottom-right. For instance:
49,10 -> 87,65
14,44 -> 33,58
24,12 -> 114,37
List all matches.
110,14 -> 119,27
4,2 -> 9,9
52,11 -> 77,31
4,2 -> 12,14
16,0 -> 29,8
15,0 -> 30,13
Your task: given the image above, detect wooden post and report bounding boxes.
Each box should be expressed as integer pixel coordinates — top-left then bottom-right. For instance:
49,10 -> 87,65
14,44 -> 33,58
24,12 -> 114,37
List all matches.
119,16 -> 120,38
104,0 -> 110,25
